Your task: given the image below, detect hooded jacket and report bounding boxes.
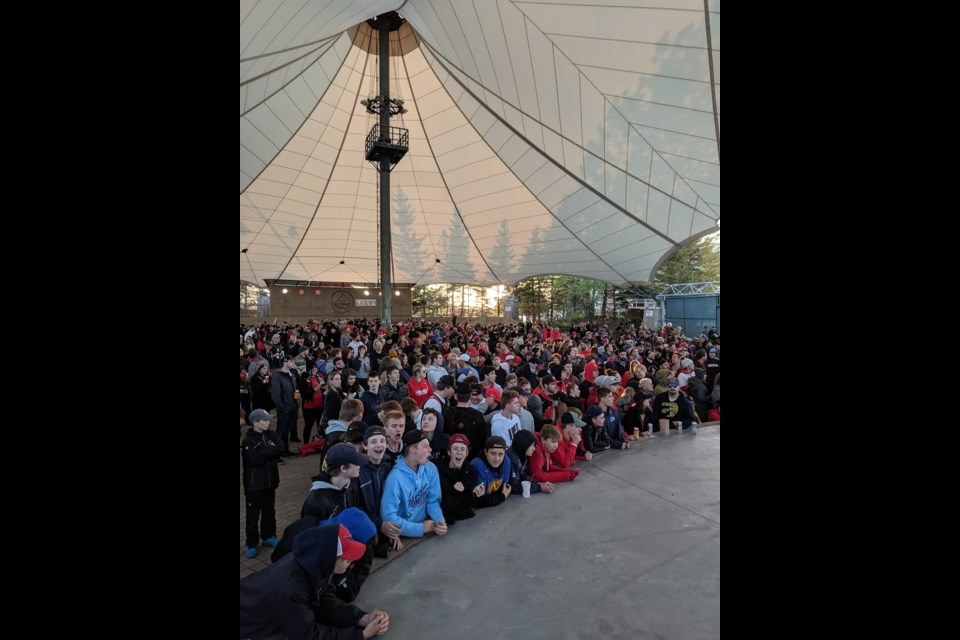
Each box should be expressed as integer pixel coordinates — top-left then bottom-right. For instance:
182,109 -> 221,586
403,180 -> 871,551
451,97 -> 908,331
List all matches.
268,508 -> 376,604
300,472 -> 359,520
686,375 -> 712,421
380,458 -> 445,537
529,433 -> 579,483
507,430 -> 542,492
239,524 -> 365,640
653,369 -> 673,396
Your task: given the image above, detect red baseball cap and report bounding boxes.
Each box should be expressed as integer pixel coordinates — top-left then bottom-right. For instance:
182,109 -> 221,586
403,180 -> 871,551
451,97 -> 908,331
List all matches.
448,433 -> 471,449
337,524 -> 366,561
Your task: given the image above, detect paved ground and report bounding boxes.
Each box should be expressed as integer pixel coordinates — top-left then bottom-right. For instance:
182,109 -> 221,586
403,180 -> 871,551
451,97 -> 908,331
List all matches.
241,422 -> 720,639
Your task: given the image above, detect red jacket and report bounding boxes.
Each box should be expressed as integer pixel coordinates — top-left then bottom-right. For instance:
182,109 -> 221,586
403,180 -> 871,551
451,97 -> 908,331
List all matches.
529,434 -> 579,483
550,432 -> 587,468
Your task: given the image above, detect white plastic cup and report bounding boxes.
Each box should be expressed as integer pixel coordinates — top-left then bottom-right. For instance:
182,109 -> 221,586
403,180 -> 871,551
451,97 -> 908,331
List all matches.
521,480 -> 531,498
675,421 -> 683,433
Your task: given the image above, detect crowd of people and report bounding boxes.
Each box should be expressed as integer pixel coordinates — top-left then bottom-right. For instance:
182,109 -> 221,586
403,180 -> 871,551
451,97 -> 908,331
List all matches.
240,317 -> 719,638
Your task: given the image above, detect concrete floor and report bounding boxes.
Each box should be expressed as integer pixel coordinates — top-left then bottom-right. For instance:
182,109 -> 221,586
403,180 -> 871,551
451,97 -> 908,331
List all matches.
241,425 -> 720,639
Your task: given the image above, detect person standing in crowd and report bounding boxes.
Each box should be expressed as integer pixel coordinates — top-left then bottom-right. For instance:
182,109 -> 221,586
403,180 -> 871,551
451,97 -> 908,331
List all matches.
300,362 -> 325,443
241,408 -> 284,559
423,374 -> 455,435
249,362 -> 274,413
490,390 -> 522,448
405,363 -> 434,408
271,354 -> 300,454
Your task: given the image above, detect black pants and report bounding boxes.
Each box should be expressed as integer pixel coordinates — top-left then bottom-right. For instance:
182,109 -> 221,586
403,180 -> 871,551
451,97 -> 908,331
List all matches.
302,407 -> 322,442
240,393 -> 252,424
245,488 -> 276,549
276,408 -> 298,450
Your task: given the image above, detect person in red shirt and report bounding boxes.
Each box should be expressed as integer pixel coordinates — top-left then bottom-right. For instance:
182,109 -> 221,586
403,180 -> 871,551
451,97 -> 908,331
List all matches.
551,411 -> 592,466
583,356 -> 599,383
529,424 -> 579,484
405,364 -> 434,408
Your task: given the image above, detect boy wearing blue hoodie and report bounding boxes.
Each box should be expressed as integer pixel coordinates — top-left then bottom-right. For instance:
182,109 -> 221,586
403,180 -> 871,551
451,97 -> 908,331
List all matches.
380,430 -> 448,549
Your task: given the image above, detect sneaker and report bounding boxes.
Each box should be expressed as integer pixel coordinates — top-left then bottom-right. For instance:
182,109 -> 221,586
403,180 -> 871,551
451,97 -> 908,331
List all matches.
263,537 -> 280,548
245,547 -> 257,558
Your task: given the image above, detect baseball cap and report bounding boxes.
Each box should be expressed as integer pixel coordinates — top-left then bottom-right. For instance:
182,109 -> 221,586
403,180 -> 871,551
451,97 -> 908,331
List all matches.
506,385 -> 529,397
402,429 -> 428,448
320,507 -> 376,544
585,405 -> 604,418
249,409 -> 273,422
448,433 -> 471,449
667,377 -> 680,388
560,411 -> 586,427
484,435 -> 507,450
362,425 -> 387,442
336,524 -> 367,561
326,443 -> 370,468
484,386 -> 502,402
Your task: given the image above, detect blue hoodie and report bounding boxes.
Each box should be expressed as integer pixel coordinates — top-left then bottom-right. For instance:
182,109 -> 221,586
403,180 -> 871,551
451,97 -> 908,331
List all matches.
380,458 -> 445,537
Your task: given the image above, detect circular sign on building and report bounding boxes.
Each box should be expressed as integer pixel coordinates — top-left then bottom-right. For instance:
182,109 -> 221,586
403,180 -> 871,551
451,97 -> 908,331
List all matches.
331,289 -> 355,314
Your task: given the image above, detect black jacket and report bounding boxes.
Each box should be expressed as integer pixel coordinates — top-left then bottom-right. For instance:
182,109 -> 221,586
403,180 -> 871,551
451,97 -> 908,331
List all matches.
437,457 -> 477,523
239,524 -> 365,640
301,473 -> 360,520
241,428 -> 283,492
686,376 -> 712,421
357,460 -> 391,531
271,515 -> 373,604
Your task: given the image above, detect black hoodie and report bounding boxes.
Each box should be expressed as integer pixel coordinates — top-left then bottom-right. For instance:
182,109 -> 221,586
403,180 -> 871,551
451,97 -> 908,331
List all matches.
239,524 -> 365,639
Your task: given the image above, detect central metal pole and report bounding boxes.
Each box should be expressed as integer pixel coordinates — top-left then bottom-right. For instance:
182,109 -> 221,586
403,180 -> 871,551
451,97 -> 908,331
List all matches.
378,16 -> 392,324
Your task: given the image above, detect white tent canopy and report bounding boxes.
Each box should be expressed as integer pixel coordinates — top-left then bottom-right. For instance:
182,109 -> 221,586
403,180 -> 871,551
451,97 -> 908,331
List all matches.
240,0 -> 719,288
